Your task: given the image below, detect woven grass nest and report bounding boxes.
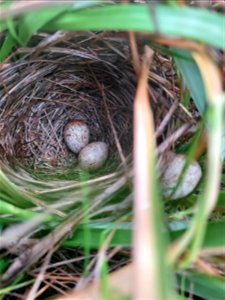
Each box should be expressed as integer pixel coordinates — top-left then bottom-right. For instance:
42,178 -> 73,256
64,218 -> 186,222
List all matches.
0,32 -> 188,181
0,32 -> 198,287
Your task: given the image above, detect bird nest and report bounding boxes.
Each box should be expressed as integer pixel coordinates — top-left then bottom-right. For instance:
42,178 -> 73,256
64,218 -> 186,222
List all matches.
0,32 -> 198,288
0,32 -> 188,180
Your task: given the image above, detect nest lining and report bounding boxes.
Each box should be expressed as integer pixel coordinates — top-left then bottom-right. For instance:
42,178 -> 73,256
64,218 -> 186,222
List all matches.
0,36 -> 138,175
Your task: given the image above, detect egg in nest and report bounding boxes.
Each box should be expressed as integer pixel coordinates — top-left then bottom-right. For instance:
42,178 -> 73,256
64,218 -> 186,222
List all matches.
64,120 -> 90,154
160,151 -> 202,199
79,142 -> 109,171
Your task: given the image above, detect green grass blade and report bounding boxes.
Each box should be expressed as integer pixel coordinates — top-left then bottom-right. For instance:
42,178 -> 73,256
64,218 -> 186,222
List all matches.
0,32 -> 16,61
17,5 -> 70,46
0,279 -> 34,296
222,98 -> 225,160
79,172 -> 91,276
217,191 -> 225,204
174,49 -> 207,115
64,222 -> 132,249
0,200 -> 37,219
0,170 -> 33,208
6,17 -> 22,46
171,221 -> 225,249
63,220 -> 225,249
0,4 -> 72,62
45,4 -> 224,49
0,258 -> 9,274
177,273 -> 225,300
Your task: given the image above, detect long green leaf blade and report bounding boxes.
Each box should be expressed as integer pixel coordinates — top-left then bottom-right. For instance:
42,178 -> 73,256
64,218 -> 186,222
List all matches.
18,5 -> 70,46
174,49 -> 207,115
177,273 -> 225,300
45,4 -> 224,49
64,220 -> 225,249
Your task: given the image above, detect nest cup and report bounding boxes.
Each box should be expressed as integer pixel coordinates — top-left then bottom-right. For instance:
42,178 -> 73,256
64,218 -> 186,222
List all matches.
0,32 -> 200,291
0,33 -> 138,178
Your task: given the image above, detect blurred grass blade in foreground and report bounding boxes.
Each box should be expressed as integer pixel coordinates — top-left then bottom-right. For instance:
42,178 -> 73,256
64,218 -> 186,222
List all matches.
133,46 -> 174,299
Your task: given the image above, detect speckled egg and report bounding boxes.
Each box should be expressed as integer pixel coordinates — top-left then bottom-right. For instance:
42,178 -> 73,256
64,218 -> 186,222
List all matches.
64,120 -> 89,154
78,142 -> 108,171
160,152 -> 202,200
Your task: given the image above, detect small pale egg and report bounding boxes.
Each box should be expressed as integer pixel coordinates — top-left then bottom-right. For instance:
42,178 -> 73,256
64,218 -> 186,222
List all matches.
79,142 -> 108,171
160,151 -> 202,200
64,120 -> 89,154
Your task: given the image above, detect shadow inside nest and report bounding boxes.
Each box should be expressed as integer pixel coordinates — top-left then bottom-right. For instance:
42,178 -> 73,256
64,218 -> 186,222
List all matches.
0,34 -> 137,179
